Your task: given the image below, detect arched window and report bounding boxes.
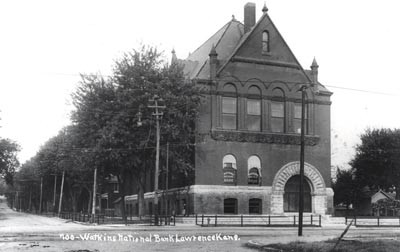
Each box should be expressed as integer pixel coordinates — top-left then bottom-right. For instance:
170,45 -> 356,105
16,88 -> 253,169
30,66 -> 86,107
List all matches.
262,31 -> 270,53
293,92 -> 308,134
223,154 -> 237,185
249,198 -> 262,214
222,84 -> 237,130
270,88 -> 285,133
284,175 -> 312,212
224,198 -> 238,214
248,155 -> 261,185
247,86 -> 261,131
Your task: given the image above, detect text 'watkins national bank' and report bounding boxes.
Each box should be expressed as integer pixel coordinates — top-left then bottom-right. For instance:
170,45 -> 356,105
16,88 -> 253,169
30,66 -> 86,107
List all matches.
59,233 -> 240,243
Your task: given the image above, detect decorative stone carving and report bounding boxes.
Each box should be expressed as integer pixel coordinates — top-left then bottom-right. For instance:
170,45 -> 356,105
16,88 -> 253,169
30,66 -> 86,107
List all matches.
210,130 -> 319,146
272,161 -> 326,193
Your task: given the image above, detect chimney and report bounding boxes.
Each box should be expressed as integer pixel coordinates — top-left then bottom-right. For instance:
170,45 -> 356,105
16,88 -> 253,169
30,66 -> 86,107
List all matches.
244,2 -> 256,33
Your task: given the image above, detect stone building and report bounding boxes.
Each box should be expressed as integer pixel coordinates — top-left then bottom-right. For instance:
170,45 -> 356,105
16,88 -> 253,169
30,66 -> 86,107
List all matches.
126,2 -> 333,216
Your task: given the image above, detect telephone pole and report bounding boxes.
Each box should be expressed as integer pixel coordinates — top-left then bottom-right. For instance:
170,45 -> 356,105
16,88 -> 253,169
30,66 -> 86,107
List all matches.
39,177 -> 43,214
148,95 -> 165,225
298,85 -> 306,236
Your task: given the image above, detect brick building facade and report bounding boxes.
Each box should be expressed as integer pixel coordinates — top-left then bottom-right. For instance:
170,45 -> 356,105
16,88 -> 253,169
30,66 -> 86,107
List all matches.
126,2 -> 333,216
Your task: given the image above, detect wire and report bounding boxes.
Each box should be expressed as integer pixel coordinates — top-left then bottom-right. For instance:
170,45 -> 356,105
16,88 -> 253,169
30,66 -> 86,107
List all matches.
44,71 -> 400,97
325,85 -> 399,96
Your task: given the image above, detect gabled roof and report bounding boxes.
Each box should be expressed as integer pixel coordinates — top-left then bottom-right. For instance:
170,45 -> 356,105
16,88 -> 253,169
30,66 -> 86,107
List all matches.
183,19 -> 244,79
370,189 -> 396,202
182,4 -> 330,94
216,10 -> 312,83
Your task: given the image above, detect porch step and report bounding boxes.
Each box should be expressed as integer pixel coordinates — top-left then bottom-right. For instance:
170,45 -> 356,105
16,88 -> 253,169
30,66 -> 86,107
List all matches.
322,216 -> 347,226
174,216 -> 196,224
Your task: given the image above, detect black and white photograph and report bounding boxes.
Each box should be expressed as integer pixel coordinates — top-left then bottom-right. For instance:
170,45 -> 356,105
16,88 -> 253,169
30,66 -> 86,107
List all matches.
1,1 -> 400,251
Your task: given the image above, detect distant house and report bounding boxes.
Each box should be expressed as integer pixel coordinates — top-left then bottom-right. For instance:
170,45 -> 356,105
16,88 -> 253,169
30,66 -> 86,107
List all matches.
356,189 -> 397,216
100,175 -> 120,216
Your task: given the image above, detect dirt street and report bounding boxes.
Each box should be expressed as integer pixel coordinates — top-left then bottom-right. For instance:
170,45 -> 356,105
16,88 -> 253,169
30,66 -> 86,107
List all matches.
2,196 -> 400,251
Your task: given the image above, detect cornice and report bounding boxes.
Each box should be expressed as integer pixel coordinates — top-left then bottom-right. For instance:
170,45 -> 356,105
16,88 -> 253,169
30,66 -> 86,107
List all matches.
210,130 -> 320,146
204,90 -> 331,105
231,56 -> 301,70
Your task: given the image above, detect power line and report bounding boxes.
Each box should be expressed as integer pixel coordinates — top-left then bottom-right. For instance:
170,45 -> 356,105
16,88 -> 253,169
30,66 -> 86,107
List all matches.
40,71 -> 400,97
325,85 -> 399,96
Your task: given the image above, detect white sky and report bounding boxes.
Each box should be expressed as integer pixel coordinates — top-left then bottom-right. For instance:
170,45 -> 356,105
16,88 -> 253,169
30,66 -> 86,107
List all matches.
1,0 -> 399,169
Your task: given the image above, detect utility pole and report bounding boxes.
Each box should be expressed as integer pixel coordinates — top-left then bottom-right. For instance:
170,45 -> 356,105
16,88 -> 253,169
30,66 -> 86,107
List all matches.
91,167 -> 97,223
298,85 -> 307,236
166,142 -> 169,216
58,170 -> 65,216
39,177 -> 43,214
148,95 -> 165,225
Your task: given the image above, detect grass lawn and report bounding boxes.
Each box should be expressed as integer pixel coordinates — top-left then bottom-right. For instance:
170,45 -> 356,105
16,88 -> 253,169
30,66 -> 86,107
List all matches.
265,239 -> 400,252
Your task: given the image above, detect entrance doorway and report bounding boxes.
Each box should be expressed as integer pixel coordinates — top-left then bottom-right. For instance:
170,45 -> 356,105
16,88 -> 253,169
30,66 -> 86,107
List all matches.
284,175 -> 311,212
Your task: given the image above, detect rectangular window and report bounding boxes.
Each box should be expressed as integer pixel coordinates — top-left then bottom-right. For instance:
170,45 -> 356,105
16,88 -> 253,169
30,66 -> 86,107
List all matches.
249,199 -> 262,214
247,99 -> 261,131
271,102 -> 284,133
224,199 -> 238,214
293,104 -> 308,134
222,97 -> 237,129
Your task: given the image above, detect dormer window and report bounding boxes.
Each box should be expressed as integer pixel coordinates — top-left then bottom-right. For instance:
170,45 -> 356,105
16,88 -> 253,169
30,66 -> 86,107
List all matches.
262,31 -> 270,54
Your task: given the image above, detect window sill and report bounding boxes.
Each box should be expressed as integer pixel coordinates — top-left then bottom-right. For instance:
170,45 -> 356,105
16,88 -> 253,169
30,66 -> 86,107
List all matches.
211,129 -> 319,146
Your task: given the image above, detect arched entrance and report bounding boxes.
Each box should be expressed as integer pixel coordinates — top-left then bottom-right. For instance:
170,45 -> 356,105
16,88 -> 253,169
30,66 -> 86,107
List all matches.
271,161 -> 329,214
283,175 -> 311,212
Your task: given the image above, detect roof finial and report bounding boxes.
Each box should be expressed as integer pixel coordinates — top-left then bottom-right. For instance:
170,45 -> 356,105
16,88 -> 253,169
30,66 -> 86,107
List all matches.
311,57 -> 319,84
232,15 -> 236,21
171,48 -> 178,65
262,2 -> 268,13
311,57 -> 319,69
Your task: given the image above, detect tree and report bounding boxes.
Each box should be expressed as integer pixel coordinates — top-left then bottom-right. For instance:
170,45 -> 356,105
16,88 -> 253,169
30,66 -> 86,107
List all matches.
332,168 -> 359,208
71,45 -> 202,218
0,138 -> 20,185
350,128 -> 400,199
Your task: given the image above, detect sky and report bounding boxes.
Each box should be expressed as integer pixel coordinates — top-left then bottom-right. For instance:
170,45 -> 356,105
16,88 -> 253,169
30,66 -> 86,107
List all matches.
1,0 -> 400,169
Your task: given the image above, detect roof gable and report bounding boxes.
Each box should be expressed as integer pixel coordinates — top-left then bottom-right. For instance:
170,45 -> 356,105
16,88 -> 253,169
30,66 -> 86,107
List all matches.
217,12 -> 311,83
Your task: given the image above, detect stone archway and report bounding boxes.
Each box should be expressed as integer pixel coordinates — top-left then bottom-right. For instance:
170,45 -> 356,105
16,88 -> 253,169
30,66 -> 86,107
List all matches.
270,161 -> 327,214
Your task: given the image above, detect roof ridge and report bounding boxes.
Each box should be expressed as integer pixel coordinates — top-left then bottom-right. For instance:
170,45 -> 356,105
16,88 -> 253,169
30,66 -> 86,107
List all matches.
187,20 -> 237,60
195,20 -> 238,78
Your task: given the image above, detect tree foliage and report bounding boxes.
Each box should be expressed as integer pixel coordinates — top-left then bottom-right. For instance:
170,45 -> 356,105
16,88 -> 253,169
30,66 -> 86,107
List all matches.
350,128 -> 400,199
14,45 -> 202,216
0,138 -> 20,185
332,168 -> 359,207
70,45 -> 202,216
